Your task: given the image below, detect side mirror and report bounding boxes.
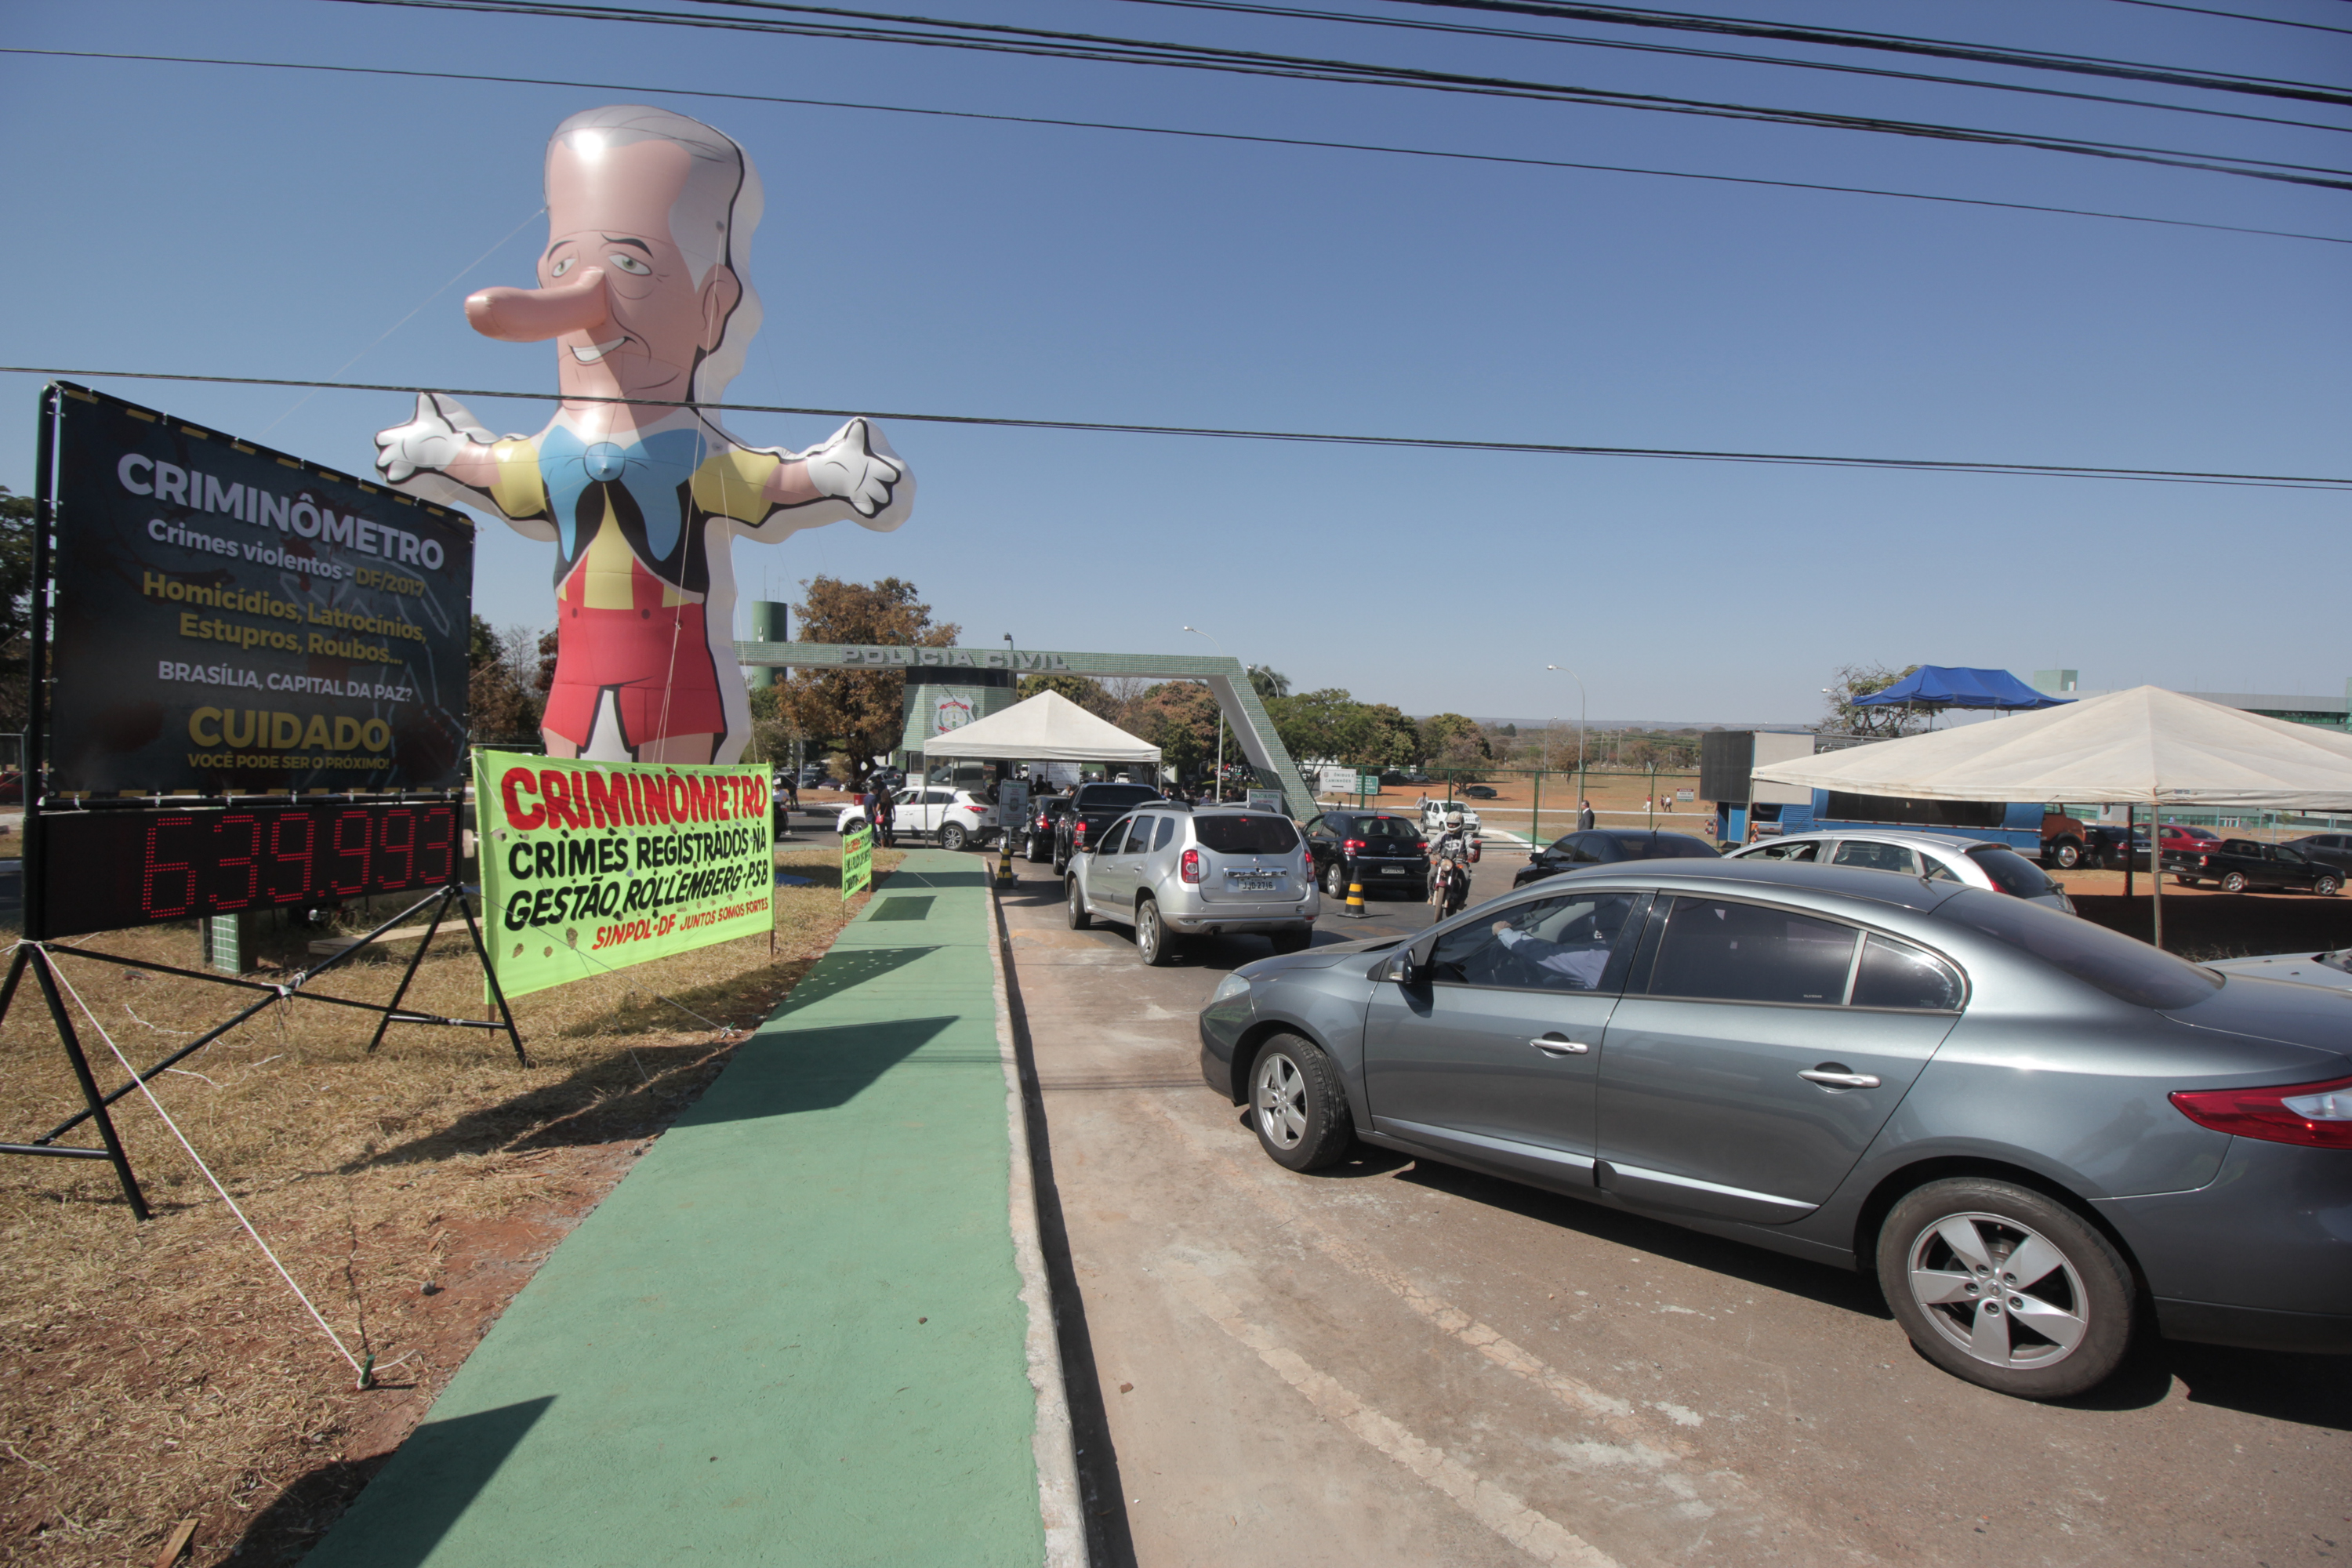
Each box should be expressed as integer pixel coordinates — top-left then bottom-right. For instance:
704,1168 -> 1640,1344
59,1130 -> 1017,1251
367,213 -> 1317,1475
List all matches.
1383,950 -> 1418,985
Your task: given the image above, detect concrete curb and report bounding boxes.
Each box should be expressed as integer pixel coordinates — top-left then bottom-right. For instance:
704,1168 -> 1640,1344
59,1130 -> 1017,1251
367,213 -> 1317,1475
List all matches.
988,880 -> 1085,1568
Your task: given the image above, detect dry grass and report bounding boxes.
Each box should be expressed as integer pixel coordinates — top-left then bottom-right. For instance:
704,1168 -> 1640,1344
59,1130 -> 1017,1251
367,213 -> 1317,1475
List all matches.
0,842 -> 902,1567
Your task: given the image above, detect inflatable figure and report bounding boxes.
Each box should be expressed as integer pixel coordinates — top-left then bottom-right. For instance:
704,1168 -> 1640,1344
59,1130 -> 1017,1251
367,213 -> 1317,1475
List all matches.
375,105 -> 912,764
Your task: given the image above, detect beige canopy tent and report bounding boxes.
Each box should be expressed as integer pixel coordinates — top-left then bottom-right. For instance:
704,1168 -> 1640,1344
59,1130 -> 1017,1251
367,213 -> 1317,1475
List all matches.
1752,685 -> 2352,945
918,689 -> 1161,767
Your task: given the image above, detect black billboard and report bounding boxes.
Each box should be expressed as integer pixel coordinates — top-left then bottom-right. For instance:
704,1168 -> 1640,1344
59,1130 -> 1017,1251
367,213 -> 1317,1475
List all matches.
47,385 -> 473,794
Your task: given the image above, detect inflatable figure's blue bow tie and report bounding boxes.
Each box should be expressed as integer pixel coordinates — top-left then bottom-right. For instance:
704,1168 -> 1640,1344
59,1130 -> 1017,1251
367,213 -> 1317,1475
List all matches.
539,425 -> 710,561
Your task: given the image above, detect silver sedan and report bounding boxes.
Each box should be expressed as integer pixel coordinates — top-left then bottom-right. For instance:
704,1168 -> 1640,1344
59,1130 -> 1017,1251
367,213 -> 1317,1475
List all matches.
1197,857 -> 2351,1399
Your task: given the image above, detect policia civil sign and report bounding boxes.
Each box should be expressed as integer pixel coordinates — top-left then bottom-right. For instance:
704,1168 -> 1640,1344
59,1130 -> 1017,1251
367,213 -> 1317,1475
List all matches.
476,751 -> 775,998
48,384 -> 471,794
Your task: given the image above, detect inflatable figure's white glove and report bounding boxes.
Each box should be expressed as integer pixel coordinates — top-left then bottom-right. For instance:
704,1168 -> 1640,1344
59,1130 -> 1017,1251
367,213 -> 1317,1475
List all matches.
375,392 -> 495,483
804,418 -> 905,520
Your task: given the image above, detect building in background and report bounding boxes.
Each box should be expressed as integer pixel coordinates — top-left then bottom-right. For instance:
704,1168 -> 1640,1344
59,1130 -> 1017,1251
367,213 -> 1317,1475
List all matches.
2032,671 -> 2349,731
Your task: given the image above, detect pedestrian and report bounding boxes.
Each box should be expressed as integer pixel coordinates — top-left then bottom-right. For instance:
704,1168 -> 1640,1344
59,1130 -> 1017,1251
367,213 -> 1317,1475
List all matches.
873,781 -> 897,848
1577,798 -> 1595,831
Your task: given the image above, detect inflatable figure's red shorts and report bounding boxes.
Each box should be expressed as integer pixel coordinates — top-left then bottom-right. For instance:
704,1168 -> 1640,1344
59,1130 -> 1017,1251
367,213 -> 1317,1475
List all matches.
541,561 -> 724,747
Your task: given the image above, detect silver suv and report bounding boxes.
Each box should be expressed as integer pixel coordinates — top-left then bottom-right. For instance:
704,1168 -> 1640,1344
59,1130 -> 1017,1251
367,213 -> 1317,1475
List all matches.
1067,805 -> 1319,964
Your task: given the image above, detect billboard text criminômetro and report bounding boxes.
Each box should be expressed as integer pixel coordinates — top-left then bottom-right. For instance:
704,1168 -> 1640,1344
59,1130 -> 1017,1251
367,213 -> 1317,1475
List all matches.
49,386 -> 472,794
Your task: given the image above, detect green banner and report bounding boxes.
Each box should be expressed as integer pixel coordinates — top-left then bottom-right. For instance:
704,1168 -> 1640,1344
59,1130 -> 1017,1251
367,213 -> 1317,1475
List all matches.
842,823 -> 873,901
474,750 -> 775,998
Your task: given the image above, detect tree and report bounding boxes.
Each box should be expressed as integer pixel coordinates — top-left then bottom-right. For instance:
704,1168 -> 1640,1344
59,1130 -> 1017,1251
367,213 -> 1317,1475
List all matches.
469,615 -> 546,744
1417,712 -> 1487,763
1356,704 -> 1421,771
1820,662 -> 1929,739
0,488 -> 37,731
1018,672 -> 1118,719
1134,682 -> 1221,773
1500,722 -> 1518,738
1247,665 -> 1290,702
775,577 -> 958,784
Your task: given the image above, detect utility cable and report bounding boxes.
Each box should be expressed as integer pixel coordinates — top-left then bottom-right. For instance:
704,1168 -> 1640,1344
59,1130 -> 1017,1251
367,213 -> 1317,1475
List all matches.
1370,0 -> 2352,106
5,367 -> 2346,492
2103,0 -> 2352,34
20,49 -> 2343,247
1059,0 -> 2352,136
317,0 -> 2352,190
31,946 -> 376,1389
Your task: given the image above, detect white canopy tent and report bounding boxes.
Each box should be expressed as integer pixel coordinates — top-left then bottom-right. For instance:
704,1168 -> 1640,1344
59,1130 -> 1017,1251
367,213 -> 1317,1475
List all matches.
918,689 -> 1161,767
1752,685 -> 2352,945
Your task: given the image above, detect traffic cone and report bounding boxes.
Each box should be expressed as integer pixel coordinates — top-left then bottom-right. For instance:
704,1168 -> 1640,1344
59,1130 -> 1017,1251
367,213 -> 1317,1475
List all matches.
1343,866 -> 1367,919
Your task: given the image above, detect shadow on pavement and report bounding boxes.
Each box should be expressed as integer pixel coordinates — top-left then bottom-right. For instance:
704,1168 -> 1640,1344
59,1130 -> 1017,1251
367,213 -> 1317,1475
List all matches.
296,1397 -> 554,1567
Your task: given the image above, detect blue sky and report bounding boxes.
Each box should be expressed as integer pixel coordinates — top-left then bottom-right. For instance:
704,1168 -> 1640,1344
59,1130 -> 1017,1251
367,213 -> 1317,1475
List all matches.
2,0 -> 2343,724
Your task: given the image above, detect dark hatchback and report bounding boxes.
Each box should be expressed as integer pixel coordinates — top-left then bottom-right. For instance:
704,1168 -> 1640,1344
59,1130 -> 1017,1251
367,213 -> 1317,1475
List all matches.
1515,829 -> 1720,887
1303,811 -> 1428,899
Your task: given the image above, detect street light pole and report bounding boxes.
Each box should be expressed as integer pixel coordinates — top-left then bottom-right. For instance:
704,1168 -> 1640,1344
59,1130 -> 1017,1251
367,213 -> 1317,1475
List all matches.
1546,665 -> 1586,826
1183,625 -> 1227,797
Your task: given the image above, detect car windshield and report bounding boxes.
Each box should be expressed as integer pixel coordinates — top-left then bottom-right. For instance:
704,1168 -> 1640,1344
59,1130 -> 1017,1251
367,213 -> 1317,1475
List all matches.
1194,814 -> 1300,853
1082,786 -> 1161,808
1935,889 -> 2220,1009
1966,846 -> 2060,898
1361,816 -> 1420,840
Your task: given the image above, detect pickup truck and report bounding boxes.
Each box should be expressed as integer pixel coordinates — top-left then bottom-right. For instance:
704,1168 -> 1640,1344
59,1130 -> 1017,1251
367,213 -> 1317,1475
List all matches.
2165,838 -> 2344,896
1051,782 -> 1167,874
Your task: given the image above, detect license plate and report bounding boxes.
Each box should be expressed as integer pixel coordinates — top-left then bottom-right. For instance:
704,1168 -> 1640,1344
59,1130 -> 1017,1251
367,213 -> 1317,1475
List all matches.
1381,866 -> 1406,875
1229,874 -> 1280,892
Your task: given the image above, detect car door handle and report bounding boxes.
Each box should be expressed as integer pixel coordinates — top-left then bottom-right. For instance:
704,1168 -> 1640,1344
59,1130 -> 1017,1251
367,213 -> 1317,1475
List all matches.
1799,1069 -> 1881,1088
1529,1036 -> 1589,1057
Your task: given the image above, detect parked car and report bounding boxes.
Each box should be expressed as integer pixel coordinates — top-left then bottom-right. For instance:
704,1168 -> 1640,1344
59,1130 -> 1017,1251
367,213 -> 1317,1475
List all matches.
1022,793 -> 1069,863
1417,799 -> 1481,837
1053,782 -> 1167,873
1725,829 -> 2074,913
1515,829 -> 1719,888
2083,823 -> 2151,870
2283,833 -> 2352,876
1302,810 -> 1429,900
1197,855 -> 2352,1398
1067,804 -> 1317,963
2158,823 -> 2220,859
2205,947 -> 2352,994
1461,784 -> 1499,800
835,786 -> 1000,849
1782,793 -> 2092,869
2166,838 -> 2344,895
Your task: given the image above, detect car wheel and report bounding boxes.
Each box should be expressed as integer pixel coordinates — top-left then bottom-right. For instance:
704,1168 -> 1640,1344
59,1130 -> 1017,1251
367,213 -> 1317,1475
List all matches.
1323,860 -> 1346,898
940,822 -> 967,852
1249,1033 -> 1354,1172
1267,927 -> 1311,955
2220,871 -> 2249,894
1025,834 -> 1047,864
1877,1177 -> 2135,1400
2049,840 -> 2081,870
1065,877 -> 1092,931
2316,874 -> 2341,897
1135,898 -> 1178,967
1052,851 -> 1069,876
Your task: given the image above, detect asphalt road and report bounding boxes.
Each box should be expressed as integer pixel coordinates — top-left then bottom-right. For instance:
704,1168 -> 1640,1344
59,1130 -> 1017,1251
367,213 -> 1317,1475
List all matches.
996,853 -> 2351,1568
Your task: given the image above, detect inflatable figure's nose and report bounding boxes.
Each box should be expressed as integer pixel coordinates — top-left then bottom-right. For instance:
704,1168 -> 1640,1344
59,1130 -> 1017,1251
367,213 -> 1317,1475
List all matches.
465,267 -> 611,343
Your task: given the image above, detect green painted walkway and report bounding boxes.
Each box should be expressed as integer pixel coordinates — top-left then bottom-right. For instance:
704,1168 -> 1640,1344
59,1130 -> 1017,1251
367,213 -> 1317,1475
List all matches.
308,855 -> 1047,1567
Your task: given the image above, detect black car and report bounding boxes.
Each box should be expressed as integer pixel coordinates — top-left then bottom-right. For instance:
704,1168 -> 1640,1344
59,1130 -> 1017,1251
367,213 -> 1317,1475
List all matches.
1023,793 -> 1070,863
1303,811 -> 1429,899
1461,784 -> 1499,800
2167,838 -> 2344,896
2084,823 -> 2151,870
1053,782 -> 1167,873
2285,833 -> 2352,876
1514,829 -> 1719,887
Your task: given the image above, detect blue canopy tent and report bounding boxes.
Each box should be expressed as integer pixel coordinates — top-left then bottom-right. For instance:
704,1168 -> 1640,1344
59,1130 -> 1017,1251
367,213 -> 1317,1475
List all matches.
1852,666 -> 2073,713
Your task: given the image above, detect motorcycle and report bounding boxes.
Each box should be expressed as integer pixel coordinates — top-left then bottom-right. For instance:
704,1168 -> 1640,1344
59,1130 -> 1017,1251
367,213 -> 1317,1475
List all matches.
1428,826 -> 1480,919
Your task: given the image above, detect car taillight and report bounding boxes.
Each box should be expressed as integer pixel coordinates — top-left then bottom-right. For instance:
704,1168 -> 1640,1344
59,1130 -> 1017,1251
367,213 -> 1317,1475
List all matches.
1181,848 -> 1202,884
1073,821 -> 1088,846
2169,1076 -> 2352,1149
1342,838 -> 1367,856
1414,840 -> 1428,853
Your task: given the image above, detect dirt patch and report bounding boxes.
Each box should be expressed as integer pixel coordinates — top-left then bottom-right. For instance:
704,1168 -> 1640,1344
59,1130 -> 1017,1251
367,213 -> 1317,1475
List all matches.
0,843 -> 902,1567
2060,867 -> 2352,960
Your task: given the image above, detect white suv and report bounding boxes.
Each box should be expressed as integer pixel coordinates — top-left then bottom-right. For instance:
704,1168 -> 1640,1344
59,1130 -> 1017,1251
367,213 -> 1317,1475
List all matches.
1067,805 -> 1318,965
835,786 -> 1000,850
1727,829 -> 2074,913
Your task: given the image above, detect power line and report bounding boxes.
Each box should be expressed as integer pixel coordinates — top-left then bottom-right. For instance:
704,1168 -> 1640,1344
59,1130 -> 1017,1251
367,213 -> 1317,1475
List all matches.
22,49 -> 2343,245
319,0 -> 2352,190
2102,0 -> 2352,36
1372,0 -> 2352,107
7,368 -> 2346,492
700,0 -> 2352,136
